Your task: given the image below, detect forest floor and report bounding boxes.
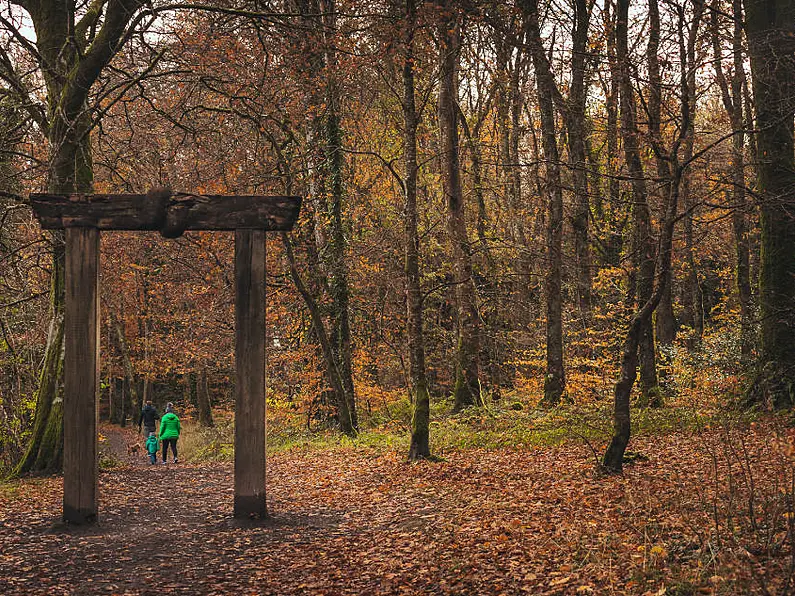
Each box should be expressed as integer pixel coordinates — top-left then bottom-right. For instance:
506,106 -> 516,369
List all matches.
0,420 -> 793,595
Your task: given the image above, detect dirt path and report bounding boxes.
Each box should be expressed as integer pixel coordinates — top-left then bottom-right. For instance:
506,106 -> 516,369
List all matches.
99,422 -> 152,468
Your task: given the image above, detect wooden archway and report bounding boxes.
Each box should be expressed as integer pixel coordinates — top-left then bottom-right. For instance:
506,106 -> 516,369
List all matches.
30,190 -> 302,524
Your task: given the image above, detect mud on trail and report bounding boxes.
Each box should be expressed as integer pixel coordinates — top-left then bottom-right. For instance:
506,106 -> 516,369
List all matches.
0,426 -> 792,595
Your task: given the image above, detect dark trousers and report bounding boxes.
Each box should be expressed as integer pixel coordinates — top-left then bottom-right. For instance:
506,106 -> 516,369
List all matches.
162,438 -> 178,462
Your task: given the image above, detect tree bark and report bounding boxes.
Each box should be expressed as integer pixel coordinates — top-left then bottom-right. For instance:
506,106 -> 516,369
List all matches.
599,0 -> 625,269
323,74 -> 358,432
281,232 -> 352,428
614,0 -> 657,402
403,0 -> 432,460
604,8 -> 693,472
297,0 -> 358,434
522,0 -> 565,405
712,0 -> 753,358
647,0 -> 676,351
11,0 -> 147,476
437,0 -> 482,411
197,368 -> 214,427
745,0 -> 795,408
680,2 -> 706,346
567,0 -> 592,317
496,41 -> 532,326
113,314 -> 140,426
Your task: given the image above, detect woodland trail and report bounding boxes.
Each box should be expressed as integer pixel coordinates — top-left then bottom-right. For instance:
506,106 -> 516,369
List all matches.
0,424 -> 788,595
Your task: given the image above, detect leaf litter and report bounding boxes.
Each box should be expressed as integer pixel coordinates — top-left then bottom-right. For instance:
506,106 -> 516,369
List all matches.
0,422 -> 792,594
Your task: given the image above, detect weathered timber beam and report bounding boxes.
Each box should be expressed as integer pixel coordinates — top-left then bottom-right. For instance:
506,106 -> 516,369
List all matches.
63,227 -> 100,524
234,229 -> 267,519
30,193 -> 302,234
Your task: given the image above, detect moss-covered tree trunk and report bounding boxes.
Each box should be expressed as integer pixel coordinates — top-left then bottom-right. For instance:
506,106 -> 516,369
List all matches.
12,268 -> 65,475
11,0 -> 147,476
437,0 -> 482,411
295,0 -> 358,435
281,232 -> 350,426
745,0 -> 795,408
14,110 -> 94,475
323,90 -> 358,434
403,0 -> 431,460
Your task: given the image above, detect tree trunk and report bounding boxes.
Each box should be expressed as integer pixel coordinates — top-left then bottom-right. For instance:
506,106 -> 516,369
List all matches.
12,0 -> 146,477
522,0 -> 565,405
108,373 -> 115,424
281,232 -> 353,429
11,290 -> 65,476
605,148 -> 686,472
197,368 -> 214,427
647,0 -> 676,351
437,0 -> 482,411
567,0 -> 592,317
298,0 -> 358,434
110,379 -> 124,425
402,0 -> 432,460
604,6 -> 693,472
496,44 -> 531,326
745,0 -> 795,408
600,0 -> 625,269
323,80 -> 358,432
712,0 -> 753,359
614,0 -> 657,403
113,315 -> 140,425
687,1 -> 707,345
13,119 -> 89,475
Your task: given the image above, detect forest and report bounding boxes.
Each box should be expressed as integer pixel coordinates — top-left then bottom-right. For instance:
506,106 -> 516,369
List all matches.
0,0 -> 794,593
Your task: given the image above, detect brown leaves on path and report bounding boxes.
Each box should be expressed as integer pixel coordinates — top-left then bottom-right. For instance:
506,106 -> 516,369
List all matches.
0,424 -> 791,595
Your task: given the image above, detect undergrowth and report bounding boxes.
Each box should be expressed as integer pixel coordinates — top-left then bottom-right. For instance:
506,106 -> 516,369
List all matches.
180,393 -> 735,464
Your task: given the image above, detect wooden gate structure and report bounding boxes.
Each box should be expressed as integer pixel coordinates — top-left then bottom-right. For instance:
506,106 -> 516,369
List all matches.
30,189 -> 302,524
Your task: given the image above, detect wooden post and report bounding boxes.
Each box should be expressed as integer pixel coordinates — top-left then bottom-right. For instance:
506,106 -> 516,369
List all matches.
234,229 -> 267,518
63,227 -> 100,524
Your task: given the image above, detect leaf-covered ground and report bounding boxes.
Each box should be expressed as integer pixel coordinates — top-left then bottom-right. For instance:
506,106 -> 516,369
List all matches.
0,423 -> 792,595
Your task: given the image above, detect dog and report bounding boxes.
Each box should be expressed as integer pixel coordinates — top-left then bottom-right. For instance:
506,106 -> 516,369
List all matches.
127,443 -> 141,457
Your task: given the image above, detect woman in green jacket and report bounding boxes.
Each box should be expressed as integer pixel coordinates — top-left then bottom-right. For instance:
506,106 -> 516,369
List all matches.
159,403 -> 181,464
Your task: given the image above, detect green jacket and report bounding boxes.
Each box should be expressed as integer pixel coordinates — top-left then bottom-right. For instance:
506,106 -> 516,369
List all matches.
159,412 -> 181,440
145,434 -> 159,454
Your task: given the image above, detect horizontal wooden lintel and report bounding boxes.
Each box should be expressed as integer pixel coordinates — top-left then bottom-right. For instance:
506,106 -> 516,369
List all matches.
30,192 -> 302,234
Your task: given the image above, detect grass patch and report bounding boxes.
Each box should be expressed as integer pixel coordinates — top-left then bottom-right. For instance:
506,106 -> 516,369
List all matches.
178,393 -> 732,463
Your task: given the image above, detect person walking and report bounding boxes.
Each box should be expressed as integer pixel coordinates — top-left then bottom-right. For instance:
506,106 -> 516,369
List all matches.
138,400 -> 159,437
145,432 -> 159,465
159,403 -> 181,464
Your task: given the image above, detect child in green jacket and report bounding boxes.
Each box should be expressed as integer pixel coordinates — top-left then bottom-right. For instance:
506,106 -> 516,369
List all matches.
145,432 -> 158,465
